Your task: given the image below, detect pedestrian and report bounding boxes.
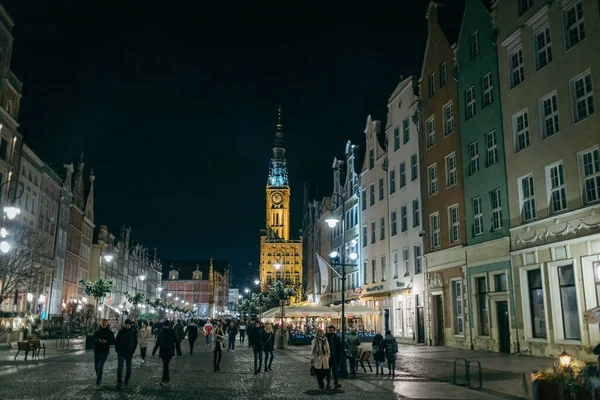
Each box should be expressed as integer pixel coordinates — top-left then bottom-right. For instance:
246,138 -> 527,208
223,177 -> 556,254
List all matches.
249,320 -> 264,374
138,321 -> 151,364
115,318 -> 138,389
263,323 -> 275,372
152,320 -> 182,388
325,325 -> 342,389
227,321 -> 238,352
184,319 -> 199,355
212,323 -> 226,372
372,331 -> 386,375
310,328 -> 331,390
204,319 -> 213,347
346,330 -> 360,377
239,321 -> 246,344
93,318 -> 115,390
247,320 -> 254,348
383,330 -> 398,377
173,319 -> 184,343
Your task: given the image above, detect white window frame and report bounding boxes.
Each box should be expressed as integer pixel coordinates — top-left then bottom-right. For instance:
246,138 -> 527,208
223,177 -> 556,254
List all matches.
491,189 -> 503,231
509,47 -> 525,89
389,168 -> 396,194
539,90 -> 560,139
443,101 -> 454,136
445,152 -> 457,188
469,141 -> 479,175
519,265 -> 550,342
426,116 -> 436,148
428,72 -> 436,97
400,162 -> 406,188
430,212 -> 440,249
412,199 -> 420,227
401,205 -> 408,233
392,251 -> 399,279
428,163 -> 438,196
381,255 -> 387,282
578,146 -> 600,205
402,248 -> 409,277
451,279 -> 464,336
440,61 -> 448,86
518,173 -> 537,222
411,154 -> 418,181
518,0 -> 532,15
470,30 -> 479,59
570,69 -> 595,124
564,1 -> 586,50
545,160 -> 567,214
547,259 -> 583,344
486,131 -> 498,166
466,86 -> 476,119
472,196 -> 483,236
533,25 -> 552,71
513,108 -> 530,152
448,204 -> 460,244
391,211 -> 397,236
482,72 -> 493,107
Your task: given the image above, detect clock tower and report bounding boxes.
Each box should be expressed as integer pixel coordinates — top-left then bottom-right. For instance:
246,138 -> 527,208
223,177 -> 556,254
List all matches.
259,106 -> 303,303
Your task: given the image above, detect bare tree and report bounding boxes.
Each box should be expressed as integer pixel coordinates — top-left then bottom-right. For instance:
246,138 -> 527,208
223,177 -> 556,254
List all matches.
0,224 -> 47,309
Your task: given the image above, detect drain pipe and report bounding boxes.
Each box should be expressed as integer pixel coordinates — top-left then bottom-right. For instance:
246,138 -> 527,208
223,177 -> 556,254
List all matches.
421,254 -> 432,346
466,248 -> 474,350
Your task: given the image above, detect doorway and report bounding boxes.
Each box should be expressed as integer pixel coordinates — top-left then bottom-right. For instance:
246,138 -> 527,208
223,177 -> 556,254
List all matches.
432,295 -> 444,346
497,301 -> 510,354
416,307 -> 425,343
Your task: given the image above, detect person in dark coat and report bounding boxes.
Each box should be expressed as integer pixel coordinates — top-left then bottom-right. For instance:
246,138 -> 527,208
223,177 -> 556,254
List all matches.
372,332 -> 386,375
184,319 -> 199,355
383,330 -> 398,377
93,318 -> 116,389
153,320 -> 182,387
249,320 -> 264,374
227,322 -> 238,352
115,319 -> 138,389
325,325 -> 342,389
262,323 -> 275,372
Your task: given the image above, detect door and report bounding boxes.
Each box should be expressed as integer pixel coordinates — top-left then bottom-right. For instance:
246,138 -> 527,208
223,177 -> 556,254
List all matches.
417,307 -> 425,343
497,301 -> 510,354
434,295 -> 444,346
384,309 -> 390,333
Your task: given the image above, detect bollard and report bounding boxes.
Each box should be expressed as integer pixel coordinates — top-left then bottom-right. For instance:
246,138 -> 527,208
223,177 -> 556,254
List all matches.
467,360 -> 482,390
453,358 -> 469,386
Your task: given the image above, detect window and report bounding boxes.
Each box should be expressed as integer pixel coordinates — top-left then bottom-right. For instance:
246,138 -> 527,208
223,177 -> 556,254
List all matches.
440,61 -> 448,87
401,206 -> 408,232
558,264 -> 581,340
428,73 -> 436,98
369,183 -> 375,206
449,205 -> 460,243
0,138 -> 7,160
470,31 -> 479,59
372,259 -> 377,283
371,221 -> 376,244
509,48 -> 524,88
594,262 -> 600,304
380,217 -> 385,240
430,213 -> 441,249
411,154 -> 418,181
369,148 -> 374,169
476,277 -> 489,336
381,256 -> 387,282
389,169 -> 396,194
414,246 -> 422,274
518,0 -> 532,15
534,26 -> 552,70
453,280 -> 464,335
362,225 -> 367,247
378,177 -> 384,201
492,189 -> 503,231
428,164 -> 438,196
571,71 -> 595,123
564,2 -> 586,50
495,274 -> 508,292
519,174 -> 537,222
391,211 -> 397,236
402,248 -> 409,277
539,92 -> 560,138
464,86 -> 476,120
426,116 -> 436,148
472,197 -> 483,236
546,162 -> 567,213
399,163 -> 406,188
482,72 -> 494,107
446,153 -> 457,187
581,148 -> 600,204
402,118 -> 410,144
412,199 -> 420,227
469,141 -> 480,175
443,102 -> 454,136
514,109 -> 530,152
393,127 -> 400,151
486,131 -> 498,166
363,262 -> 367,285
393,252 -> 399,279
361,189 -> 367,211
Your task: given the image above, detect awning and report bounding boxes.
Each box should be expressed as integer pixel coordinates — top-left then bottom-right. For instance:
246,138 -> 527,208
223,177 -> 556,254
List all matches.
331,302 -> 380,317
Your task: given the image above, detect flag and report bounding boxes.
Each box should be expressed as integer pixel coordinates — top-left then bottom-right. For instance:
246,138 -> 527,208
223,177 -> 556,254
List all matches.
316,253 -> 331,294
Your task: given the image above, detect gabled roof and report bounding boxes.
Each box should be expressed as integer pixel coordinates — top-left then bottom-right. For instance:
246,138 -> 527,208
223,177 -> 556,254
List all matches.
456,0 -> 493,52
388,75 -> 414,104
162,259 -> 229,281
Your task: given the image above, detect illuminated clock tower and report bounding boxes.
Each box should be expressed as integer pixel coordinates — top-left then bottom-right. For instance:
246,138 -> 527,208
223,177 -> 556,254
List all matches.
259,106 -> 303,303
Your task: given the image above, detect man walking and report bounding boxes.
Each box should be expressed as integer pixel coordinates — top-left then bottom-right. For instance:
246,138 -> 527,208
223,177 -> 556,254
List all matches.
184,319 -> 199,355
153,320 -> 182,387
227,321 -> 238,352
93,318 -> 115,390
115,319 -> 138,389
326,325 -> 342,389
249,320 -> 264,374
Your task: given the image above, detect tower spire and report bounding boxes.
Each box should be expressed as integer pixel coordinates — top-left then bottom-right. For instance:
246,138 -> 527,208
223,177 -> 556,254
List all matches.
73,152 -> 85,209
268,105 -> 288,186
84,168 -> 95,222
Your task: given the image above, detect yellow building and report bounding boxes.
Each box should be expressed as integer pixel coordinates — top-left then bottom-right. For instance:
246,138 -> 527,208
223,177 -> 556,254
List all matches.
259,107 -> 303,304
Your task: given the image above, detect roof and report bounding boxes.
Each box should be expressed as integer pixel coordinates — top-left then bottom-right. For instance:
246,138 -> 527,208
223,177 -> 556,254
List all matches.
162,259 -> 230,281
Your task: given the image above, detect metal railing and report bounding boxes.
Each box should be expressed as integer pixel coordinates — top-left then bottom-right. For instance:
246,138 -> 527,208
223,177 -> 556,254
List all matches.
453,358 -> 482,390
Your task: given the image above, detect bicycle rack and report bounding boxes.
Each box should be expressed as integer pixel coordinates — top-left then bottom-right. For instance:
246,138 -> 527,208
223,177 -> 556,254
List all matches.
453,358 -> 482,390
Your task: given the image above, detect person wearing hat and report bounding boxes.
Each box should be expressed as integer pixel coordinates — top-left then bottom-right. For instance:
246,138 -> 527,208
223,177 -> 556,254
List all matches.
115,319 -> 138,389
153,320 -> 182,387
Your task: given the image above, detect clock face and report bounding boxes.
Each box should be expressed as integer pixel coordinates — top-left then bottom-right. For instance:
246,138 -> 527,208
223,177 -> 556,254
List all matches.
271,192 -> 283,205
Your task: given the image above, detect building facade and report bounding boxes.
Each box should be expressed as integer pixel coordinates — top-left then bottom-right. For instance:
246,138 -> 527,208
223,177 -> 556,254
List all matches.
301,182 -> 323,303
386,76 -> 425,343
259,108 -> 303,303
494,0 -> 600,359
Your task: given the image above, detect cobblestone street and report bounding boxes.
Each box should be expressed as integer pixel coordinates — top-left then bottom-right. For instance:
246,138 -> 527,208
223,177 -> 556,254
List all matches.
0,338 -> 519,400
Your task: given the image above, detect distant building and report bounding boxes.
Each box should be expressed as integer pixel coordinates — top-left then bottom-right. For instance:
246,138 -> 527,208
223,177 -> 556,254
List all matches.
228,288 -> 239,312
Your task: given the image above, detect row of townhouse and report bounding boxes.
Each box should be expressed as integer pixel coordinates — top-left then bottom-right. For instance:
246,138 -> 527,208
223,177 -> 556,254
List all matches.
304,0 -> 600,359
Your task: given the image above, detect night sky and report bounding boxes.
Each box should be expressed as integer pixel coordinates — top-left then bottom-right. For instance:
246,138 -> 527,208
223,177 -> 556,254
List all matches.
3,1 -> 428,286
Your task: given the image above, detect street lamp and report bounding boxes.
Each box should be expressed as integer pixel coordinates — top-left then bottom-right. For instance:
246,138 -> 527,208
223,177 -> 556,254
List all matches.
103,254 -> 113,262
0,240 -> 9,254
139,275 -> 146,281
3,206 -> 20,220
325,218 -> 339,229
274,262 -> 282,270
254,279 -> 260,286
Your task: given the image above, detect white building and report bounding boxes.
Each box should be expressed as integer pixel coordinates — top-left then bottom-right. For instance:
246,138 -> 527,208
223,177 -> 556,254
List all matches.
385,76 -> 426,343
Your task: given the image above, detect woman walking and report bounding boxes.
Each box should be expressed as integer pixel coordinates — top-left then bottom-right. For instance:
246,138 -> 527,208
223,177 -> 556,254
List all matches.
383,330 -> 398,377
310,328 -> 331,390
239,321 -> 246,344
212,323 -> 226,372
263,323 -> 275,372
372,331 -> 385,375
138,321 -> 151,364
152,321 -> 182,388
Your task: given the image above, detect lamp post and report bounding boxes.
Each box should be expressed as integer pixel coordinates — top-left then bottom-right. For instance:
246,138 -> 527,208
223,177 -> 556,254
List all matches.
324,193 -> 358,378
